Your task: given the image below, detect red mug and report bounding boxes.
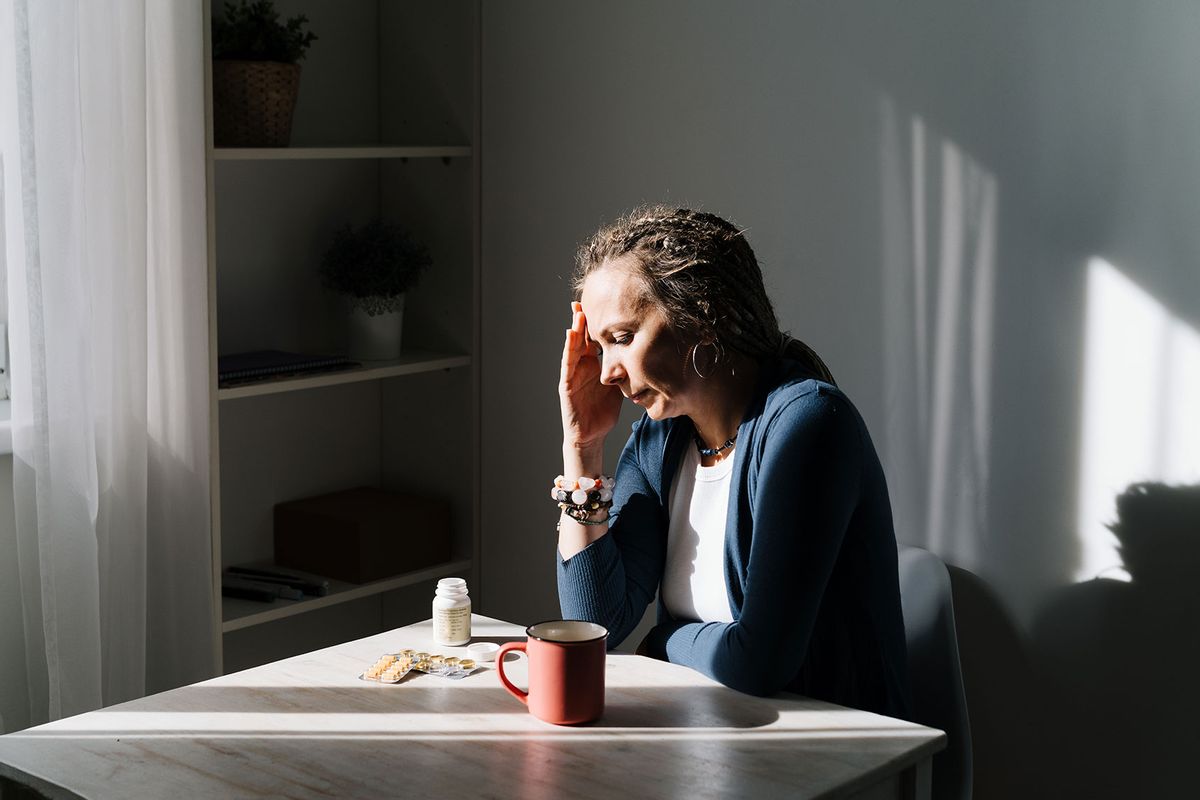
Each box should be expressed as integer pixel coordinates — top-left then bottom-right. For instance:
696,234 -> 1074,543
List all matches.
496,620 -> 608,725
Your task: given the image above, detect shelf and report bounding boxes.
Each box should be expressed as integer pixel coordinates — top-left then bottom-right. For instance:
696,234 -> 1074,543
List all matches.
213,145 -> 472,161
222,558 -> 473,633
218,351 -> 470,400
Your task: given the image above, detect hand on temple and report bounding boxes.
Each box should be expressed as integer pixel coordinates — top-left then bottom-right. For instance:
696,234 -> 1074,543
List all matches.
559,301 -> 623,462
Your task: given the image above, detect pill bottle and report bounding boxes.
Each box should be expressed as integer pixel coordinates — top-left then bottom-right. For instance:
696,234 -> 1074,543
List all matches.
432,577 -> 471,646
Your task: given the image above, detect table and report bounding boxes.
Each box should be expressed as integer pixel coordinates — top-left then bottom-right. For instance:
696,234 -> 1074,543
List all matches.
0,615 -> 944,799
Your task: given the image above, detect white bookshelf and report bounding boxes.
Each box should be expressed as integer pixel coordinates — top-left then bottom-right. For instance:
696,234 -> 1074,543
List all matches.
203,0 -> 481,671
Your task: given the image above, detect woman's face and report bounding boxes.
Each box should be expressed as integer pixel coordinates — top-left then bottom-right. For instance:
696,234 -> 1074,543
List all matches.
580,259 -> 699,420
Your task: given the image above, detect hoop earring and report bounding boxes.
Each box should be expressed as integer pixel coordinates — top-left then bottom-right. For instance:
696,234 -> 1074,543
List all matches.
692,342 -> 718,379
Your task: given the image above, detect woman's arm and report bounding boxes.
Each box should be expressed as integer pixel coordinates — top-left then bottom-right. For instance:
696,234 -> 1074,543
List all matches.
641,388 -> 863,695
557,301 -> 622,559
557,421 -> 667,648
556,300 -> 663,646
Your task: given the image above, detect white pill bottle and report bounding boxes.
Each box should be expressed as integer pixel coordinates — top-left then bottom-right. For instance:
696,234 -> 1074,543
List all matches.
432,577 -> 471,646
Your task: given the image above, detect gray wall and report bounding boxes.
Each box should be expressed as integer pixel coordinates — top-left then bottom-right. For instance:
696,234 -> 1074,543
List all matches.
479,2 -> 1200,798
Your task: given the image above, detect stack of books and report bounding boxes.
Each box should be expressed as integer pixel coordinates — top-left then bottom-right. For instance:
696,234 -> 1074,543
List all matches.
221,565 -> 331,603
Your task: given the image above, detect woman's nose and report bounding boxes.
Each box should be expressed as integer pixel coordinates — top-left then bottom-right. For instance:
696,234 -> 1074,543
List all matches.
599,352 -> 623,386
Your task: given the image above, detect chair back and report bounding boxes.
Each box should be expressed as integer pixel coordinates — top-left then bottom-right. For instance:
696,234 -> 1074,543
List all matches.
898,545 -> 973,800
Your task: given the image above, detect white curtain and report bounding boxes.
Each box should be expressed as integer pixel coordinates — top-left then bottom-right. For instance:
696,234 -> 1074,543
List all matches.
0,0 -> 214,723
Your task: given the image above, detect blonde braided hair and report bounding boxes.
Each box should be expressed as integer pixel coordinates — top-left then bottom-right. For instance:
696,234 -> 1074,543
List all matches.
574,205 -> 835,384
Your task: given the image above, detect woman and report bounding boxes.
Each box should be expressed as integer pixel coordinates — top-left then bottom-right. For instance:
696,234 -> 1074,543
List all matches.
555,205 -> 911,718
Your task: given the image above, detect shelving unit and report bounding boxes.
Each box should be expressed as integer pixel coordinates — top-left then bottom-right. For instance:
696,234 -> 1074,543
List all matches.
202,0 -> 480,674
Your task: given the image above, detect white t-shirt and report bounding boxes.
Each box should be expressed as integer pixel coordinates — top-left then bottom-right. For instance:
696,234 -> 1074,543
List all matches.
662,444 -> 736,623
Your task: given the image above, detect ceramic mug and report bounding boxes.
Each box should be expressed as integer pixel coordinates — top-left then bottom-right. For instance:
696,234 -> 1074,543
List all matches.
496,620 -> 608,725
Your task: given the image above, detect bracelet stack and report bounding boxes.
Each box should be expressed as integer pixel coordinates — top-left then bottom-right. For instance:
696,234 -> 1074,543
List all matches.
552,475 -> 615,524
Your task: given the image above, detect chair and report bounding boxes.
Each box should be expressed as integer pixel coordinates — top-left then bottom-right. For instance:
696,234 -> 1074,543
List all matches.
898,545 -> 973,800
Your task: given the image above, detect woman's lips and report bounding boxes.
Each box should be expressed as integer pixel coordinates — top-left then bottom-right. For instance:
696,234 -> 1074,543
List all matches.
630,389 -> 647,404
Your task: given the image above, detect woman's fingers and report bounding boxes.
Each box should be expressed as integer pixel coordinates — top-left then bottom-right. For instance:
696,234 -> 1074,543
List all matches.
561,328 -> 577,381
571,301 -> 588,338
561,302 -> 596,386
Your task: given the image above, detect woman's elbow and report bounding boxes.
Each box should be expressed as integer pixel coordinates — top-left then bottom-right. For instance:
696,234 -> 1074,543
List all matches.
707,628 -> 798,696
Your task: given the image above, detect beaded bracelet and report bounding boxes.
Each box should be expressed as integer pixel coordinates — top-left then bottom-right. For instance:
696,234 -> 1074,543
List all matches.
551,475 -> 615,522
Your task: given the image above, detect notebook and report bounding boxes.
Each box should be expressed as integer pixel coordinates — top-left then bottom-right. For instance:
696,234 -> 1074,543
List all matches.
218,350 -> 359,386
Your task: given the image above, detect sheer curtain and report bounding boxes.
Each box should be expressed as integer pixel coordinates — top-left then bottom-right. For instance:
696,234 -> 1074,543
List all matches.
0,0 -> 214,723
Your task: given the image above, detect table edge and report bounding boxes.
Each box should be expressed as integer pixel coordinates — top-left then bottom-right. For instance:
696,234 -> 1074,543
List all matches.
0,759 -> 85,800
814,729 -> 946,800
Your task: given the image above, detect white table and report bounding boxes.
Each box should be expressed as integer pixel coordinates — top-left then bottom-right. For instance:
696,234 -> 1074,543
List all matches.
0,615 -> 943,799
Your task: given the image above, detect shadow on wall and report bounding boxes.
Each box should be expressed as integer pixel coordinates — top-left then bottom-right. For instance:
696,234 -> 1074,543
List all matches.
948,564 -> 1054,800
952,484 -> 1200,799
1032,482 -> 1200,799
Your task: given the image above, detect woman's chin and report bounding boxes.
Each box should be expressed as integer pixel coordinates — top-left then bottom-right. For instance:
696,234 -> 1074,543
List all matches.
639,397 -> 674,421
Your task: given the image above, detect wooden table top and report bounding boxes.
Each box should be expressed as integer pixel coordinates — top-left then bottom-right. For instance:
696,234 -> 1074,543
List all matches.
0,615 -> 944,799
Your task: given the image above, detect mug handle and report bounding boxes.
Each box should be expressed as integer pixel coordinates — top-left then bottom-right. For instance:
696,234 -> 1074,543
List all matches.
496,641 -> 528,705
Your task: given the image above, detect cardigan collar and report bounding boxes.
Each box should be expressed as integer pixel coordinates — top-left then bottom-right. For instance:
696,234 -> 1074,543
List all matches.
657,356 -> 822,502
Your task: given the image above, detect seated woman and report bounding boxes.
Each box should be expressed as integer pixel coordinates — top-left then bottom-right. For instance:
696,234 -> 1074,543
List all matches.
555,205 -> 911,718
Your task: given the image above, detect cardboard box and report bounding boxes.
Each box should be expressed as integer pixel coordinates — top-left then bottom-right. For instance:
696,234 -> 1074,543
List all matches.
273,487 -> 451,584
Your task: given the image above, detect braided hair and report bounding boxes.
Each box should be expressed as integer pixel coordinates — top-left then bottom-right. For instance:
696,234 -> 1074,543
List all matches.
574,205 -> 835,384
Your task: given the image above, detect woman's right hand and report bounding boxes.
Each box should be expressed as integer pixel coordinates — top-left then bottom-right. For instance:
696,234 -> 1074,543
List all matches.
559,301 -> 623,455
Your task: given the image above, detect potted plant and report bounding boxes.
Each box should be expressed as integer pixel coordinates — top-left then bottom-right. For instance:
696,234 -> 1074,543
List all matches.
211,0 -> 317,147
320,219 -> 432,360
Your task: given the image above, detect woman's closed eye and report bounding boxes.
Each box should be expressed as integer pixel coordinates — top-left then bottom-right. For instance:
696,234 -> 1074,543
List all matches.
591,335 -> 630,356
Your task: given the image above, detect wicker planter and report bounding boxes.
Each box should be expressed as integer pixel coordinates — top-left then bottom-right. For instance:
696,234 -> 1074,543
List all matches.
212,60 -> 301,147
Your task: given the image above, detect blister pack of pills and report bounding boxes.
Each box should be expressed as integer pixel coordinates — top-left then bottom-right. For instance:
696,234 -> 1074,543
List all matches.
361,653 -> 413,684
359,649 -> 480,684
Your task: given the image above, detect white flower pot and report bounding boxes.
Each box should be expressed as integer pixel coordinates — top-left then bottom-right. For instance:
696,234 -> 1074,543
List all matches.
348,295 -> 405,361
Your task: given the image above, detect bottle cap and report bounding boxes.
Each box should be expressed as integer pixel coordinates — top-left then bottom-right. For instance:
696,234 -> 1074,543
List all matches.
467,641 -> 499,662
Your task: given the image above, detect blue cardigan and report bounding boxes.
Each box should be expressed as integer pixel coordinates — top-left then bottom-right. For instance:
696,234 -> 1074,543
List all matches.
557,358 -> 912,719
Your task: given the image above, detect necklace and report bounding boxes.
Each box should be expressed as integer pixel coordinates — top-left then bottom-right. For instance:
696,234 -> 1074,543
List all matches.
693,430 -> 737,457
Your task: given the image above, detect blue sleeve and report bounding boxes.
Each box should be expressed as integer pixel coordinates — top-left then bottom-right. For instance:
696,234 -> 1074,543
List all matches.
556,421 -> 666,649
642,391 -> 863,696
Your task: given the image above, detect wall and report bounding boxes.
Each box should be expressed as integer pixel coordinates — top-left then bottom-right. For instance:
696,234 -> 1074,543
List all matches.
479,2 -> 1200,797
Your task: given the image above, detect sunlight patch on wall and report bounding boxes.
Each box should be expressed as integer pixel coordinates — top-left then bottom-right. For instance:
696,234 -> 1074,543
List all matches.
1075,258 -> 1200,581
879,96 -> 997,568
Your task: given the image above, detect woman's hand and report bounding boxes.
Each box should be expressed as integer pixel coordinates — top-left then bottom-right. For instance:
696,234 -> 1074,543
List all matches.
560,302 -> 623,455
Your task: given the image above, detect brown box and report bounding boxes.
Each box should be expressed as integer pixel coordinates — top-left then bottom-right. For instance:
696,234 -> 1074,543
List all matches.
273,487 -> 451,584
